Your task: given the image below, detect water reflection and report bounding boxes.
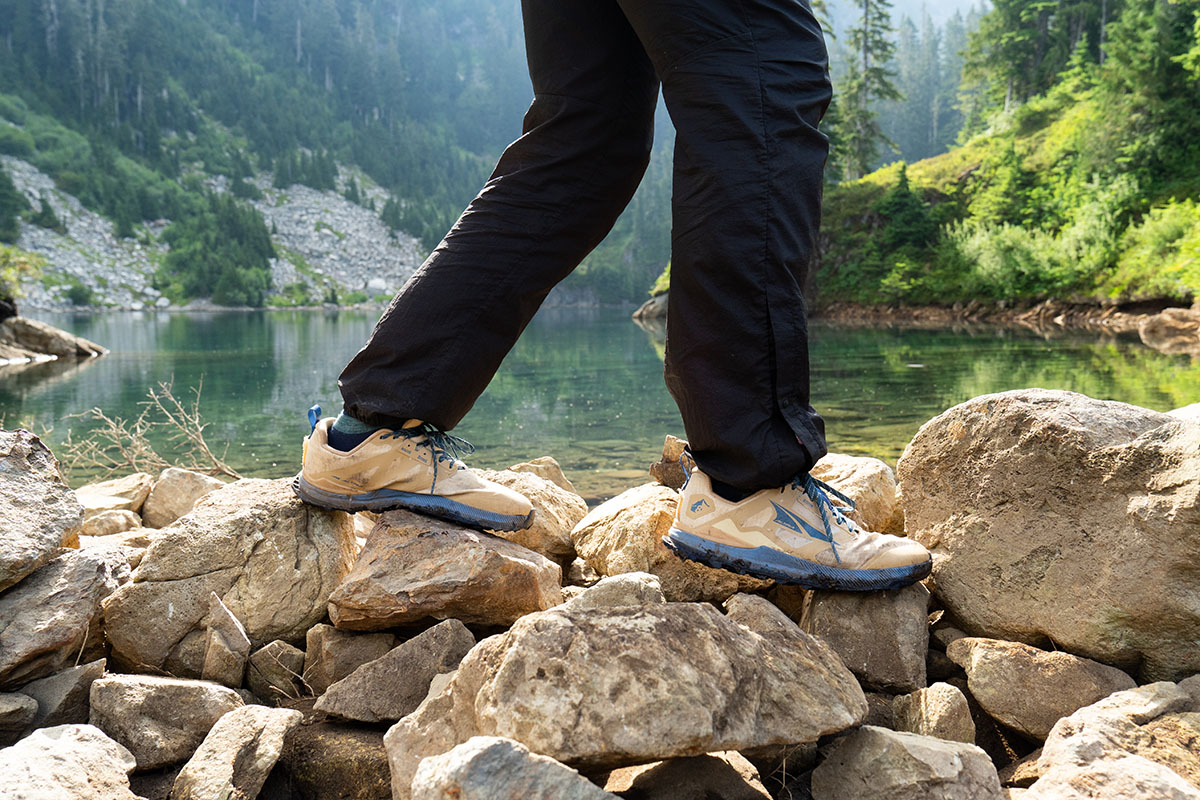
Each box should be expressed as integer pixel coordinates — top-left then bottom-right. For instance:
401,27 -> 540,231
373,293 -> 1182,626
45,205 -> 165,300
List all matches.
3,308 -> 1199,502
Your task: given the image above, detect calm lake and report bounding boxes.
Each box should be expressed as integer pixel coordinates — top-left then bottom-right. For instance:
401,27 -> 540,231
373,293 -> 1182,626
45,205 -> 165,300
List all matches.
4,307 -> 1199,502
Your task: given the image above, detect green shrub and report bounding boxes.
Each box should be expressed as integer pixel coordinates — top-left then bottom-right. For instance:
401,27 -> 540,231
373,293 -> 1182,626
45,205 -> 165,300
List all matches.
342,290 -> 368,305
1104,199 -> 1200,300
0,95 -> 29,125
0,166 -> 27,244
0,124 -> 35,157
65,277 -> 93,306
30,196 -> 66,234
0,245 -> 44,300
649,263 -> 670,296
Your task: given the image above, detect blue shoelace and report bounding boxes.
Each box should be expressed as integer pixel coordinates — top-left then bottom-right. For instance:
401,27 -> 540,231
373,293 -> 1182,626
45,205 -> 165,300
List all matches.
382,423 -> 475,493
792,473 -> 859,545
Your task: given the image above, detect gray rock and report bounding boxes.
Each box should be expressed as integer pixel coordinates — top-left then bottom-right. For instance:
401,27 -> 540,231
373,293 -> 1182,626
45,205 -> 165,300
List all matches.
81,509 -> 142,538
898,389 -> 1200,681
604,751 -> 772,799
1036,682 -> 1200,790
508,455 -> 578,494
89,674 -> 244,770
1180,674 -> 1200,707
303,624 -> 394,695
0,692 -> 37,744
0,548 -> 127,689
384,601 -> 866,799
0,723 -> 138,799
169,704 -> 303,800
570,483 -> 770,603
201,592 -> 252,689
328,510 -> 562,630
801,582 -> 930,692
246,641 -> 305,705
103,478 -> 357,676
928,649 -> 961,682
1025,755 -> 1200,800
18,659 -> 106,731
811,726 -> 1004,800
0,429 -> 83,592
947,637 -> 1137,740
563,571 -> 666,610
315,619 -> 475,723
478,469 -> 587,562
724,592 -> 801,637
892,682 -> 977,744
411,736 -> 617,800
142,467 -> 225,529
76,473 -> 154,517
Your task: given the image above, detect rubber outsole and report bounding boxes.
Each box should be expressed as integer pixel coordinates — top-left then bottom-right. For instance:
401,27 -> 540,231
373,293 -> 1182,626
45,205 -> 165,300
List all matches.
663,527 -> 931,591
291,474 -> 533,532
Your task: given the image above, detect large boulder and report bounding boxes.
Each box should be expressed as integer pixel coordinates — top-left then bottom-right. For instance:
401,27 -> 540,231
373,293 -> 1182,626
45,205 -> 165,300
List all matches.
315,619 -> 475,723
811,726 -> 1004,800
1033,682 -> 1200,792
0,723 -> 138,800
89,675 -> 245,770
0,429 -> 84,592
897,389 -> 1200,681
570,483 -> 770,603
169,704 -> 303,800
411,736 -> 617,800
1024,755 -> 1200,800
947,638 -> 1137,740
328,511 -> 562,630
141,467 -> 225,529
811,452 -> 905,534
384,601 -> 866,799
0,547 -> 128,689
801,583 -> 930,692
102,478 -> 357,676
478,469 -> 587,563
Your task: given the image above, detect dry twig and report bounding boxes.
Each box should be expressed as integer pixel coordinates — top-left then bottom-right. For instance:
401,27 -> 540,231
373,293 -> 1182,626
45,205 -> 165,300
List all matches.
58,379 -> 241,481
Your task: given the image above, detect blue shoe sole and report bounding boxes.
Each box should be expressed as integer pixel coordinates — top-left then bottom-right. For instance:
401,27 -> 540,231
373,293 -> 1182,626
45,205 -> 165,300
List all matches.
292,474 -> 533,532
663,527 -> 932,592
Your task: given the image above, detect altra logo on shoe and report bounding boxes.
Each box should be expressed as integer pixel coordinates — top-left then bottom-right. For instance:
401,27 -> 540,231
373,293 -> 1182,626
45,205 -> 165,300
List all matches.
331,473 -> 370,489
690,498 -> 710,513
771,500 -> 836,547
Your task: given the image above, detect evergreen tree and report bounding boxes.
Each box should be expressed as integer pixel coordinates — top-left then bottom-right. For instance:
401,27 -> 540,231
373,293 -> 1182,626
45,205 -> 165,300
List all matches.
835,0 -> 903,179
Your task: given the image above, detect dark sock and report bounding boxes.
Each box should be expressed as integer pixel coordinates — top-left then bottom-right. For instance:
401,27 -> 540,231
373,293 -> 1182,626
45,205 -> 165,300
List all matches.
710,478 -> 754,503
326,411 -> 381,452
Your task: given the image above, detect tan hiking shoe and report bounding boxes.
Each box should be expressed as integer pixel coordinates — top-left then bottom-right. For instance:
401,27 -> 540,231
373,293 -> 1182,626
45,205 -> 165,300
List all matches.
294,414 -> 533,531
665,468 -> 931,591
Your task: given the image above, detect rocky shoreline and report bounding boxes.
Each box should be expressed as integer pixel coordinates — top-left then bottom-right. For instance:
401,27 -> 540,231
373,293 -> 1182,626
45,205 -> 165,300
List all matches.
635,293 -> 1200,353
1,388 -> 1199,799
0,314 -> 106,367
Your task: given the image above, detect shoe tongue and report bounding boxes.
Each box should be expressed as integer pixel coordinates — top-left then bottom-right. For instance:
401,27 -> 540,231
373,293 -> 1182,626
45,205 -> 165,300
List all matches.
401,419 -> 423,429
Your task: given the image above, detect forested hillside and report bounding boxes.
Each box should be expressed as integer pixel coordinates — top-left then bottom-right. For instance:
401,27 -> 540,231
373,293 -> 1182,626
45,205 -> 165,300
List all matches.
818,0 -> 1200,308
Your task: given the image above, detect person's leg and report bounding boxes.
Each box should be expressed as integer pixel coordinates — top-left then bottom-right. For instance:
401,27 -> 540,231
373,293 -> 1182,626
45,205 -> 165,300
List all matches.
338,0 -> 659,431
614,0 -> 931,589
617,0 -> 830,493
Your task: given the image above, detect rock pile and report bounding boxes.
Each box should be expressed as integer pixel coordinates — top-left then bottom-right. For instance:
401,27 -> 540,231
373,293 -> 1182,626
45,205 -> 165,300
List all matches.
1,390 -> 1198,800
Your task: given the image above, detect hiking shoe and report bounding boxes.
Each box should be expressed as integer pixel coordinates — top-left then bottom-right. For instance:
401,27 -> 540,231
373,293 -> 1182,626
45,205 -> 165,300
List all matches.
664,468 -> 931,591
293,408 -> 534,531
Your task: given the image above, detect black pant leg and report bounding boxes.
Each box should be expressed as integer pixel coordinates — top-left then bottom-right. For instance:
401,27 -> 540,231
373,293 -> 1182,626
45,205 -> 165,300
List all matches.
616,0 -> 832,490
339,0 -> 659,430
